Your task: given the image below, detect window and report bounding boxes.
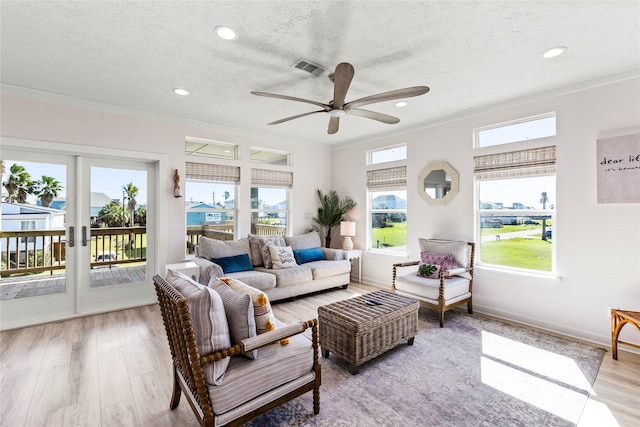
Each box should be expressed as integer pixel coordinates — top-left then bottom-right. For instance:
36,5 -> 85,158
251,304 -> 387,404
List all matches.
367,144 -> 407,165
475,113 -> 556,148
251,148 -> 290,165
185,162 -> 239,252
366,166 -> 407,253
474,146 -> 556,273
20,221 -> 36,243
250,169 -> 292,237
185,137 -> 237,160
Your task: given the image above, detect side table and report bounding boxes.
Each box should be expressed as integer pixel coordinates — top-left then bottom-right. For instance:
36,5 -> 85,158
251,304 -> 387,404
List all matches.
611,309 -> 640,360
165,261 -> 200,282
341,249 -> 362,283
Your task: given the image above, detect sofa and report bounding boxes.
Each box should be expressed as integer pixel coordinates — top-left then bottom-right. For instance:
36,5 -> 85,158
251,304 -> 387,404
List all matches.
191,232 -> 352,301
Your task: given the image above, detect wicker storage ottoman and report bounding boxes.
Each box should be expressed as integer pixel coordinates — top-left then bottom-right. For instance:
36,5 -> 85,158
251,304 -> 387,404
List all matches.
318,290 -> 419,374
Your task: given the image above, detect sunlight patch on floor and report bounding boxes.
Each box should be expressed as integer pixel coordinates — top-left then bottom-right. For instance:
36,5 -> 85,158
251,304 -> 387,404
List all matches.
576,398 -> 620,427
482,331 -> 593,391
481,356 -> 587,422
481,331 -> 597,423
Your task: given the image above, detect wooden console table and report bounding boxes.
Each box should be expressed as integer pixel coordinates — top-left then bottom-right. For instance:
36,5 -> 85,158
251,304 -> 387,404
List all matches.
611,309 -> 640,360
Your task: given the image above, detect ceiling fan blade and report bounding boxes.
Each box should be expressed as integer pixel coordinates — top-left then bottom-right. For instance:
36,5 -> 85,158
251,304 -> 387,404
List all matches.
328,116 -> 340,134
347,108 -> 400,124
344,86 -> 430,111
251,91 -> 331,110
332,62 -> 355,109
267,110 -> 326,125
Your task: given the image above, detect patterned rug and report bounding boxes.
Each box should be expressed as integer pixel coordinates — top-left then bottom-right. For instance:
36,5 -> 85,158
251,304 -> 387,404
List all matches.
248,309 -> 605,427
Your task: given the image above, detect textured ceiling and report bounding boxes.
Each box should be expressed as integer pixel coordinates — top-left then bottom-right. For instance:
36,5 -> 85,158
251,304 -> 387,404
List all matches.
1,1 -> 639,146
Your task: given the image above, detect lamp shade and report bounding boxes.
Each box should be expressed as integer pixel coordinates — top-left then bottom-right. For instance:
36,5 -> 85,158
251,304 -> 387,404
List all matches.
340,221 -> 356,237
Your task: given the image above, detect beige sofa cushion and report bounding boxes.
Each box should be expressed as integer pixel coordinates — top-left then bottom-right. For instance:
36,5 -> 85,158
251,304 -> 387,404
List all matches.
256,266 -> 313,288
198,236 -> 251,261
303,259 -> 352,280
285,231 -> 322,250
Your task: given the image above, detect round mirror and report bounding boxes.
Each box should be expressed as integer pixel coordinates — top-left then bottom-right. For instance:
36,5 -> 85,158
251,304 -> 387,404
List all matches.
418,161 -> 459,205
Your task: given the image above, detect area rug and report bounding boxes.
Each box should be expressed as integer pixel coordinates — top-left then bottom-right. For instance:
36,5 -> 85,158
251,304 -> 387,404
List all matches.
247,309 -> 605,427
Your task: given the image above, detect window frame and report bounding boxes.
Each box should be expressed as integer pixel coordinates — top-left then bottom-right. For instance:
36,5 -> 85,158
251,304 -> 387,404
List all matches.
474,112 -> 556,148
473,145 -> 557,275
366,163 -> 408,254
250,185 -> 289,237
367,143 -> 407,166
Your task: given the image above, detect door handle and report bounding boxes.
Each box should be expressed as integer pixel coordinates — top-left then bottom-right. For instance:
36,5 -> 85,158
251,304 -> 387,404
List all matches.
69,226 -> 75,247
82,226 -> 88,247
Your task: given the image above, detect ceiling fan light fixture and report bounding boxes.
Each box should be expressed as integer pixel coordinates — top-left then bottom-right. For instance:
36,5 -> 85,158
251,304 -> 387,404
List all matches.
542,46 -> 567,59
173,88 -> 190,96
215,26 -> 238,40
395,101 -> 408,107
329,109 -> 345,118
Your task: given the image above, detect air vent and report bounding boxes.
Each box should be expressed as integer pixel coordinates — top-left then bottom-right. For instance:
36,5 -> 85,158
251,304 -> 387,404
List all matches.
291,58 -> 326,76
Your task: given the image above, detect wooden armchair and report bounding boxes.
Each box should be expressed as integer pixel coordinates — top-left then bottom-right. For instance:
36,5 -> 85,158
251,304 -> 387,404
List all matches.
392,239 -> 475,327
153,274 -> 321,427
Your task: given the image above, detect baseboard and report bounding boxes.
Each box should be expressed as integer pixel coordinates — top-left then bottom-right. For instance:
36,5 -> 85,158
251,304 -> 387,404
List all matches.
474,304 -> 612,350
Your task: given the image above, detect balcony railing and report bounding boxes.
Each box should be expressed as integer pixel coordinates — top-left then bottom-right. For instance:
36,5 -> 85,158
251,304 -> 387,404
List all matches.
0,227 -> 147,277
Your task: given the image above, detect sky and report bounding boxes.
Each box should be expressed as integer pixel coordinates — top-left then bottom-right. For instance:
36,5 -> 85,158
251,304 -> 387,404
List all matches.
2,160 -> 147,205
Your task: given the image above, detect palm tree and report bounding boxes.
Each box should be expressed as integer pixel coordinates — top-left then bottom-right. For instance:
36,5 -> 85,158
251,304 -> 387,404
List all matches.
224,191 -> 230,207
540,191 -> 549,241
123,182 -> 139,227
3,164 -> 34,203
36,175 -> 63,207
309,189 -> 356,247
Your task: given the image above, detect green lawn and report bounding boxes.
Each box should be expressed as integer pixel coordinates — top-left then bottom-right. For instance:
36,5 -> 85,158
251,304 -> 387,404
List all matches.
481,237 -> 552,271
372,222 -> 406,248
481,223 -> 545,236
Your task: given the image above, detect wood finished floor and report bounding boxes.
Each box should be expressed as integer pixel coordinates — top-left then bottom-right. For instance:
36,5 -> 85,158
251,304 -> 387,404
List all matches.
1,282 -> 639,426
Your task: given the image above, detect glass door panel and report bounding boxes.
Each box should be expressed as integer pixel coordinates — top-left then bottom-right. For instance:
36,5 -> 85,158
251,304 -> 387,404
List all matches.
89,166 -> 147,288
0,150 -> 77,328
1,159 -> 69,298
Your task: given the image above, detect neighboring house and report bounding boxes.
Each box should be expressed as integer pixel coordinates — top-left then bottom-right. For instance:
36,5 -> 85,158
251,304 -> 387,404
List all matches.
186,202 -> 227,225
0,202 -> 65,265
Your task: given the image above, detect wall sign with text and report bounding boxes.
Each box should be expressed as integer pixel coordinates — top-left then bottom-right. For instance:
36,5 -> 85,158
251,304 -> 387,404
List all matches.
597,133 -> 640,203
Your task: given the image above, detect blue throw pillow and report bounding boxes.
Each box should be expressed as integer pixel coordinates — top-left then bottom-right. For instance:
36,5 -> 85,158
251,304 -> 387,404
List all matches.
293,247 -> 325,264
211,254 -> 254,274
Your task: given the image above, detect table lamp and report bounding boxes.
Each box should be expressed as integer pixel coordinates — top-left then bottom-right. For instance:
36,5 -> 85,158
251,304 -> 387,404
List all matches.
340,221 -> 356,251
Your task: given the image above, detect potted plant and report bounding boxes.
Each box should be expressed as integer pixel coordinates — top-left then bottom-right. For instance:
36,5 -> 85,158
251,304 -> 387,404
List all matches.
309,189 -> 356,248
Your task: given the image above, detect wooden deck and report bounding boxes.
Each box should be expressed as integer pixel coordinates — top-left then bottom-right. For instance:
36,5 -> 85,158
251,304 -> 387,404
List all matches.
0,265 -> 147,300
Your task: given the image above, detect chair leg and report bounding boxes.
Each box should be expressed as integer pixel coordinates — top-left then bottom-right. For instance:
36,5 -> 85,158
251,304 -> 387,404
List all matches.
439,310 -> 445,328
468,298 -> 473,314
313,381 -> 320,415
169,369 -> 182,409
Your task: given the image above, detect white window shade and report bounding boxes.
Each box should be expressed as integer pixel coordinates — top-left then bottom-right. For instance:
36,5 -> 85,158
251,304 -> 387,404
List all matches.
251,169 -> 293,187
366,166 -> 407,190
474,146 -> 556,180
186,162 -> 240,183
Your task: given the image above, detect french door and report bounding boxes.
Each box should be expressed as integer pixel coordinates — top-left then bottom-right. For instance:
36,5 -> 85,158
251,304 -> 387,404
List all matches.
1,142 -> 160,329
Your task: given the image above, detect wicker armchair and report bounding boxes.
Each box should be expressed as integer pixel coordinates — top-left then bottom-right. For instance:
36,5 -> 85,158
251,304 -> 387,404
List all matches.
392,239 -> 475,327
153,274 -> 321,427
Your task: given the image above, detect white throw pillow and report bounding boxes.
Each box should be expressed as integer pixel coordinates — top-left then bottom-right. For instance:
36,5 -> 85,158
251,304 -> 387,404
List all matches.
268,245 -> 298,269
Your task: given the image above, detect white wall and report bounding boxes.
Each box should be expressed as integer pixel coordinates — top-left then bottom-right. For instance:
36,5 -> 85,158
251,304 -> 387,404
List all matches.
0,93 -> 332,266
332,77 -> 640,348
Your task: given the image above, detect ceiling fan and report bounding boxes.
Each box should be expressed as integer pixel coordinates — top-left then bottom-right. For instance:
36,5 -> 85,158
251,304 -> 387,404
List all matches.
251,62 -> 429,135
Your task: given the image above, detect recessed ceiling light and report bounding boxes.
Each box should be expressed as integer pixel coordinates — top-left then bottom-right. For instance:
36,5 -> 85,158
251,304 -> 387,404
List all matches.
173,88 -> 189,96
542,46 -> 567,59
396,101 -> 408,107
215,26 -> 238,40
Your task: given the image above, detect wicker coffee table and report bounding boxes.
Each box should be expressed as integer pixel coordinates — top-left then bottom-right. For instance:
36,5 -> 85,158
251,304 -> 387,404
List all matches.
318,290 -> 419,374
